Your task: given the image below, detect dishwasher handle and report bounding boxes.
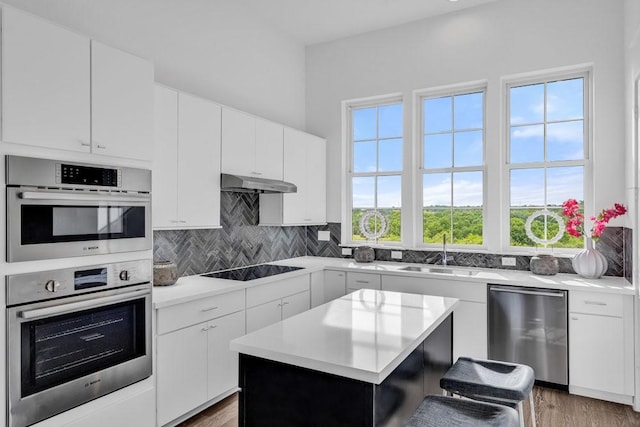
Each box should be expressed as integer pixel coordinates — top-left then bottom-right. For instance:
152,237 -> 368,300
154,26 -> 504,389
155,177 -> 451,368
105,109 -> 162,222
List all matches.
489,286 -> 566,298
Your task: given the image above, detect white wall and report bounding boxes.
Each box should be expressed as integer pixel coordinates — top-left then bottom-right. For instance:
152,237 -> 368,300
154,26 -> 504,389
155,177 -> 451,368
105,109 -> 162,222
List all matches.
1,0 -> 307,129
307,0 -> 627,246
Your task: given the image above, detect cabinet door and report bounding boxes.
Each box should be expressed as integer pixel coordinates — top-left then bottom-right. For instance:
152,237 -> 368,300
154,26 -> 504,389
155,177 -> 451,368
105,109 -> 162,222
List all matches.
305,134 -> 326,223
2,7 -> 90,151
157,323 -> 208,426
453,301 -> 487,360
255,118 -> 284,180
282,291 -> 310,320
207,311 -> 246,400
282,128 -> 309,224
324,270 -> 347,303
177,93 -> 221,227
246,300 -> 283,333
152,86 -> 179,228
221,108 -> 255,176
570,313 -> 625,394
91,41 -> 153,160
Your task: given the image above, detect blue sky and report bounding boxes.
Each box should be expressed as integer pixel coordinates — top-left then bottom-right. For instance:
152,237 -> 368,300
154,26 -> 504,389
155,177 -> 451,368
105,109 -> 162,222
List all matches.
351,77 -> 584,210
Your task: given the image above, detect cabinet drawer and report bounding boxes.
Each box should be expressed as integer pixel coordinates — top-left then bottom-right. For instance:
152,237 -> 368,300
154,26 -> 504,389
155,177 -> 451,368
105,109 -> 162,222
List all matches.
346,272 -> 381,290
570,291 -> 623,316
246,274 -> 310,308
157,290 -> 245,335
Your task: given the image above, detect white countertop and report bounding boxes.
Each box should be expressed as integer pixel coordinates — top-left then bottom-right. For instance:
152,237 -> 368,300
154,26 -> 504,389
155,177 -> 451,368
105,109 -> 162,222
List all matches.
153,256 -> 634,308
230,289 -> 458,384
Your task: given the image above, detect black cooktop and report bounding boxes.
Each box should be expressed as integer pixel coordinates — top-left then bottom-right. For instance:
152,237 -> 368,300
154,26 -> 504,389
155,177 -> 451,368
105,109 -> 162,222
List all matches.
203,265 -> 304,281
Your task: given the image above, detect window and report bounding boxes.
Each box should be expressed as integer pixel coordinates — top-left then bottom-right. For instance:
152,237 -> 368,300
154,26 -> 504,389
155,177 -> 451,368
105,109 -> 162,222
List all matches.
420,88 -> 485,246
507,73 -> 588,249
347,99 -> 403,244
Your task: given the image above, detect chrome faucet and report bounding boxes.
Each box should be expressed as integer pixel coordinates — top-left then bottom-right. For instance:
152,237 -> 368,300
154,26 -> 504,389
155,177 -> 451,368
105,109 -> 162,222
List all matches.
442,234 -> 453,266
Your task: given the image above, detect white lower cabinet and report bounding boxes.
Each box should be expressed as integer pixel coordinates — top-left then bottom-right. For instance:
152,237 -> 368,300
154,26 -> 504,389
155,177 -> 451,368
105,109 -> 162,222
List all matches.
156,291 -> 245,426
245,274 -> 311,333
246,299 -> 283,333
569,291 -> 634,401
324,270 -> 347,303
206,311 -> 247,400
381,275 -> 487,360
282,290 -> 311,319
246,290 -> 310,333
157,322 -> 208,426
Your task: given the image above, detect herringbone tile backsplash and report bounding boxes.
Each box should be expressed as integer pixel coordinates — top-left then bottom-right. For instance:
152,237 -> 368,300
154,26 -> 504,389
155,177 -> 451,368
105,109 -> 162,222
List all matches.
154,192 -> 321,276
154,193 -> 631,279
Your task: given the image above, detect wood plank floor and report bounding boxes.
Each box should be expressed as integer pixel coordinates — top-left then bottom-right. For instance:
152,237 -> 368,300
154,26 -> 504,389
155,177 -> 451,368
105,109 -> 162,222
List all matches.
180,387 -> 640,426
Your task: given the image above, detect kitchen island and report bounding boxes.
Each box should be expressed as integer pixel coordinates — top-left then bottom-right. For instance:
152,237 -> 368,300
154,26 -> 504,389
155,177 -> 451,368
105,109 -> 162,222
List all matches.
230,289 -> 458,426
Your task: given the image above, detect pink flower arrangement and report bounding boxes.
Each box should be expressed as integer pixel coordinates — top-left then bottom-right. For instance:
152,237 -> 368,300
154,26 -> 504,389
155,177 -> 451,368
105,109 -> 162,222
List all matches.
561,199 -> 627,240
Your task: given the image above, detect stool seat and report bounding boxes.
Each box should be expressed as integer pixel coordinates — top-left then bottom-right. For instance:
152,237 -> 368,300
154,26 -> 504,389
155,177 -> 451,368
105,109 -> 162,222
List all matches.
404,395 -> 520,427
440,357 -> 535,402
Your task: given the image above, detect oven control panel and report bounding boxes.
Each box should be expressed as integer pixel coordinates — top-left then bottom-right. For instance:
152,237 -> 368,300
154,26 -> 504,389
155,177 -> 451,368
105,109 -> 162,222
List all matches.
6,260 -> 152,306
57,163 -> 121,187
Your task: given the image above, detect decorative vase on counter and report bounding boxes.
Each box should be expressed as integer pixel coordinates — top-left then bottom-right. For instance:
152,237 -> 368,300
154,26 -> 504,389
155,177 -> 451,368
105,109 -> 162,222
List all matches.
353,246 -> 375,263
529,254 -> 559,276
572,237 -> 608,279
153,260 -> 178,286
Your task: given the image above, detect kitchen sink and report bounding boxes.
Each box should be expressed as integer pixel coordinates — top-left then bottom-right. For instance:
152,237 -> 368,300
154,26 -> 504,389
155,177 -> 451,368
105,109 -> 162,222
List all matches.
399,265 -> 479,276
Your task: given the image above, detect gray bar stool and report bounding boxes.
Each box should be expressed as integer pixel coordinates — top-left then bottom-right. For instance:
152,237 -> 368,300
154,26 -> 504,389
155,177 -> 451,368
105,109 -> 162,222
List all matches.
404,395 -> 520,427
440,357 -> 536,427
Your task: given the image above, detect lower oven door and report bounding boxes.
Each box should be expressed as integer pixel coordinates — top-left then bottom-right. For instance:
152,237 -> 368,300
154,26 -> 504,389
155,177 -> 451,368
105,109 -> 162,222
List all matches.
7,285 -> 152,427
7,187 -> 151,262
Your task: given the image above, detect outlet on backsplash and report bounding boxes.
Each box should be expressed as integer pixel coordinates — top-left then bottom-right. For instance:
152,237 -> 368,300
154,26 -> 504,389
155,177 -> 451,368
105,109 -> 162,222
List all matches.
502,257 -> 517,266
318,230 -> 330,241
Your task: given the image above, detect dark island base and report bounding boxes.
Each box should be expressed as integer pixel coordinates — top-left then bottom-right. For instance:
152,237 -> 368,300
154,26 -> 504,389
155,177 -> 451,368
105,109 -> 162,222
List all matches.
238,314 -> 453,427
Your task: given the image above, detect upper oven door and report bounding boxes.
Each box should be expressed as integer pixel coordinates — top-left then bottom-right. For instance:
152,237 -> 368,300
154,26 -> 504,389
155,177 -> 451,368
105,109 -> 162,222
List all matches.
7,187 -> 151,262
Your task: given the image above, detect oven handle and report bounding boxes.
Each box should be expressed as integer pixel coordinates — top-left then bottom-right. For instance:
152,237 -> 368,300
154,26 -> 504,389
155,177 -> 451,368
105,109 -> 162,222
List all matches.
19,289 -> 150,320
19,190 -> 150,203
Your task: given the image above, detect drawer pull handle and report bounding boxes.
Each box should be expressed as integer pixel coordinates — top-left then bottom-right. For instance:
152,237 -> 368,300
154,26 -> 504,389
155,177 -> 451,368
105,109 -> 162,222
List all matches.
584,301 -> 607,306
282,301 -> 290,305
201,326 -> 210,332
571,317 -> 579,320
202,306 -> 219,312
209,325 -> 217,329
355,280 -> 369,284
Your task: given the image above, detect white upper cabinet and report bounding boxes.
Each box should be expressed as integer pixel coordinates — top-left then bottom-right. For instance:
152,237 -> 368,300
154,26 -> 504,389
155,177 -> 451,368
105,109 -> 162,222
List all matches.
177,92 -> 221,227
221,108 -> 283,180
255,117 -> 284,180
91,41 -> 154,160
153,85 -> 221,229
152,86 -> 179,228
260,128 -> 326,225
1,7 -> 153,161
2,7 -> 90,151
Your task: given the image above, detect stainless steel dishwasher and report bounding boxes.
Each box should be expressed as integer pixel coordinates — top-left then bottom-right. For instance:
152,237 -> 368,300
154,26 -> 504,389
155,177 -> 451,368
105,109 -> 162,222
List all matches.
488,284 -> 568,388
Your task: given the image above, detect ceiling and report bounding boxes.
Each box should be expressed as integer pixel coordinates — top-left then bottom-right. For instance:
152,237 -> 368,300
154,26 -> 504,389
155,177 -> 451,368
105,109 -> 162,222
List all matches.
234,0 -> 499,45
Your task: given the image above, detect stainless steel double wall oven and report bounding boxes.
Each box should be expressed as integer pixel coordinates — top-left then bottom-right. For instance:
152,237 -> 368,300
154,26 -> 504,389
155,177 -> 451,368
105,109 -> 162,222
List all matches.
5,156 -> 154,426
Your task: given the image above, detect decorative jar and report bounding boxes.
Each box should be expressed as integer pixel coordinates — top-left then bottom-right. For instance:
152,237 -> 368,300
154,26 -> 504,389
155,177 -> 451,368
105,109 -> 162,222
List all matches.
572,237 -> 608,279
353,246 -> 375,263
529,254 -> 559,276
153,260 -> 178,286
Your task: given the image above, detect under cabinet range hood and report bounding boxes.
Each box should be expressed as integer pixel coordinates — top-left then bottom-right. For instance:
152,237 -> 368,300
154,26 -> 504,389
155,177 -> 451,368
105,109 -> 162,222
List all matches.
220,173 -> 297,194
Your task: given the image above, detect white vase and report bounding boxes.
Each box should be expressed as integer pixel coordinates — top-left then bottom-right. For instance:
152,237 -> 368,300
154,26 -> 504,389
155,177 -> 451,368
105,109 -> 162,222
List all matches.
572,237 -> 608,279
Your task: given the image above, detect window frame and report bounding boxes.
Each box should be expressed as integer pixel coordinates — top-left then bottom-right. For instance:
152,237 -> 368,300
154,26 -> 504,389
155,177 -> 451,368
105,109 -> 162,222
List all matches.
414,81 -> 488,250
341,93 -> 404,247
502,68 -> 592,254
